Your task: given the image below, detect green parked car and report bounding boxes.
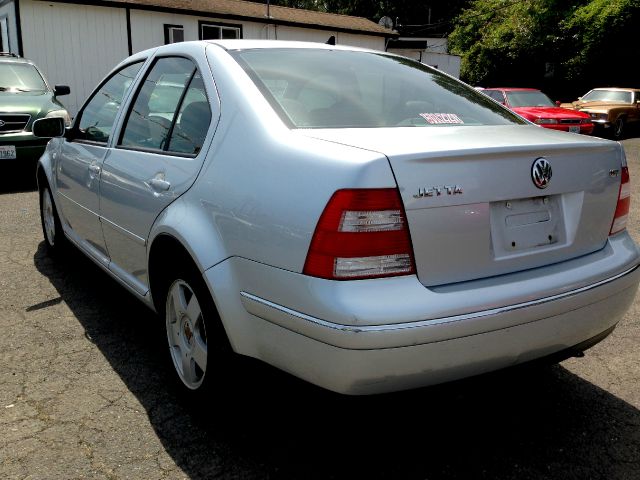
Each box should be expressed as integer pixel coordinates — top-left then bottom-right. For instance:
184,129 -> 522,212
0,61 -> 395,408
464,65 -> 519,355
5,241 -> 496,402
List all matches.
0,52 -> 70,175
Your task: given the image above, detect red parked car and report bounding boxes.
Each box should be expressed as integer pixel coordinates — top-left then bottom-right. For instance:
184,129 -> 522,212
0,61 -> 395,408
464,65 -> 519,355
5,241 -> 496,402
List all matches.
483,88 -> 594,135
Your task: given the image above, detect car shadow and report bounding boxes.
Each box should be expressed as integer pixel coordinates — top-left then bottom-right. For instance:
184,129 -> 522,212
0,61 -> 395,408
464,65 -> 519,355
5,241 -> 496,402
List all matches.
33,243 -> 640,479
0,165 -> 38,193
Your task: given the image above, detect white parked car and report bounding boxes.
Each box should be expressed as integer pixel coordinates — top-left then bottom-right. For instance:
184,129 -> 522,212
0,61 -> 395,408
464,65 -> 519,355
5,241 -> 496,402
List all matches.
34,41 -> 640,395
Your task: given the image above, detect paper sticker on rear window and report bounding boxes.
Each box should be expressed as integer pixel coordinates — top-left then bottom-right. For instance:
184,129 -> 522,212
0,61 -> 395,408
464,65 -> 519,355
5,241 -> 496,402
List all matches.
419,113 -> 464,125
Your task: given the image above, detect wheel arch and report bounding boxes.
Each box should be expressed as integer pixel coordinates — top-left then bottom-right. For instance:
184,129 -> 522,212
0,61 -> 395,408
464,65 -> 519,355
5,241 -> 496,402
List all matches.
147,232 -> 236,353
36,152 -> 53,193
148,233 -> 201,312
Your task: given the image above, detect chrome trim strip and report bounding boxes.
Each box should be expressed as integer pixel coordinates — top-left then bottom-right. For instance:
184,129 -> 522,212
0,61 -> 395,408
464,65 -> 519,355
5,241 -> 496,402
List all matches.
58,191 -> 146,247
62,225 -> 153,306
99,216 -> 147,247
241,263 -> 640,333
58,190 -> 100,217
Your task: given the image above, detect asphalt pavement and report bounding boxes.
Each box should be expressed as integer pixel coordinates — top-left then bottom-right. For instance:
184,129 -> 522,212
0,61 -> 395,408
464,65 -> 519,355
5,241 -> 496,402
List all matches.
1,138 -> 640,479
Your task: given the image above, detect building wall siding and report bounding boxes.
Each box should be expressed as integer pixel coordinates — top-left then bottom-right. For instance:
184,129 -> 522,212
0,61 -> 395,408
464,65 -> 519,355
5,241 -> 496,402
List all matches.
129,10 -> 384,52
17,1 -> 386,115
20,0 -> 129,114
0,1 -> 19,54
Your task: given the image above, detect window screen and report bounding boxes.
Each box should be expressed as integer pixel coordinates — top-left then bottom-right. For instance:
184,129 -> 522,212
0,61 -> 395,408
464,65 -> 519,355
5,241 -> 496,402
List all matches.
200,23 -> 241,40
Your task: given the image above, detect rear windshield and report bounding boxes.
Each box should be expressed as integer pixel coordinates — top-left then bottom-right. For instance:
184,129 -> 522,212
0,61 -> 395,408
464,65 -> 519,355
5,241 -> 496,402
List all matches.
0,63 -> 47,92
505,90 -> 554,108
231,49 -> 525,129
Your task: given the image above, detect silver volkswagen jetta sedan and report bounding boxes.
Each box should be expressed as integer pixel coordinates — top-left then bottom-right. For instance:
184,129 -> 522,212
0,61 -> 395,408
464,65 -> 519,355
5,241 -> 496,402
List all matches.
33,40 -> 640,395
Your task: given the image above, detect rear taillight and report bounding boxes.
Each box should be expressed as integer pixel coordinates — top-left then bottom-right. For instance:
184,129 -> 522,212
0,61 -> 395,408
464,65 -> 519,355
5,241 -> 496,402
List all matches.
610,166 -> 630,235
303,188 -> 416,280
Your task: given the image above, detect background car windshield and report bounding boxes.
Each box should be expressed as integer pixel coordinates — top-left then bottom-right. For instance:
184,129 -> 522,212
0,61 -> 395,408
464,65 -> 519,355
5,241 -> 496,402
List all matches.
505,91 -> 554,107
582,90 -> 632,103
0,63 -> 47,91
232,49 -> 525,128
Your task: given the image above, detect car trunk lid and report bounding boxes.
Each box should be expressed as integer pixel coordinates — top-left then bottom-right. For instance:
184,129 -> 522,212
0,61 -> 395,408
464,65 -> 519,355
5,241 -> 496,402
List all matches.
298,125 -> 623,286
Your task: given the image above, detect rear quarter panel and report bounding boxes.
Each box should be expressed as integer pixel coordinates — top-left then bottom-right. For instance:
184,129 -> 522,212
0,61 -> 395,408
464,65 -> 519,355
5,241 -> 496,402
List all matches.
148,44 -> 396,274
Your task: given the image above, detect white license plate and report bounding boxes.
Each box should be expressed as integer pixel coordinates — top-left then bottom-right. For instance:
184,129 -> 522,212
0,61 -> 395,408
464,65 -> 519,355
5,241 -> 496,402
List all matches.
0,145 -> 16,159
569,126 -> 580,133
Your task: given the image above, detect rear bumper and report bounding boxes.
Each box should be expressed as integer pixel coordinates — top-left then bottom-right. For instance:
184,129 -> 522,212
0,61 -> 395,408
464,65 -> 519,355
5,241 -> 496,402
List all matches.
591,119 -> 611,128
204,233 -> 640,394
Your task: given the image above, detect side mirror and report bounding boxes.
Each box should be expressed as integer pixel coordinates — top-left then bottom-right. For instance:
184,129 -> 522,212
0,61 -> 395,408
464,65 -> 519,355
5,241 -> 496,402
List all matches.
555,100 -> 561,107
577,97 -> 582,101
53,85 -> 70,96
32,117 -> 65,138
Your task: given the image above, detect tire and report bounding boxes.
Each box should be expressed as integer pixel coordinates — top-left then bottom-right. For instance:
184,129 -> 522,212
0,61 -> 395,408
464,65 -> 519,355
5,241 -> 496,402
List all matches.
39,185 -> 67,253
160,260 -> 231,396
613,117 -> 625,140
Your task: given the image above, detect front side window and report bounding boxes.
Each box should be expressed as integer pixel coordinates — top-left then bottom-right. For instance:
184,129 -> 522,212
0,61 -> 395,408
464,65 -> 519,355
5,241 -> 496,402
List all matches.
77,62 -> 143,143
232,49 -> 525,129
119,57 -> 211,155
0,63 -> 47,92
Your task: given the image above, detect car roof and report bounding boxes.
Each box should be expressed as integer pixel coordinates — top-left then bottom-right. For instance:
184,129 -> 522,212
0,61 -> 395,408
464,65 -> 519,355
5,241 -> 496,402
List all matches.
484,88 -> 540,92
0,54 -> 34,65
590,87 -> 640,93
205,39 -> 374,53
128,40 -> 385,68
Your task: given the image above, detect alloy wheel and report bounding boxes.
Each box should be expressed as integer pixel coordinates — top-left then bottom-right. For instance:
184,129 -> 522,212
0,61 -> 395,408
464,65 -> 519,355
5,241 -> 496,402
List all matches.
42,188 -> 56,247
165,279 -> 208,390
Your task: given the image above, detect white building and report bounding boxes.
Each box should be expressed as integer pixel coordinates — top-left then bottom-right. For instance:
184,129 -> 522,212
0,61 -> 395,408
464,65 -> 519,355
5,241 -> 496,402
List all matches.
387,37 -> 461,78
0,0 -> 394,114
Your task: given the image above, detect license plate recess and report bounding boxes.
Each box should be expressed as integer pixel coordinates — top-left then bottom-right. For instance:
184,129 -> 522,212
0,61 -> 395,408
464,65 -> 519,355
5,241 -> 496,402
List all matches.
490,195 -> 565,258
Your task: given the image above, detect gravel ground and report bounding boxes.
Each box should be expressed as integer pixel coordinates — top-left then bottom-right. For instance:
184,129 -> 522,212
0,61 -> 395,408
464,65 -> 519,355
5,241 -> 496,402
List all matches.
1,138 -> 639,480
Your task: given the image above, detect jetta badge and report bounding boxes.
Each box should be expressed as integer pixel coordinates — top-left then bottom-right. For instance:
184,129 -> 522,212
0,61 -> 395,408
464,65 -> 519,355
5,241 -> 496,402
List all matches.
413,185 -> 463,198
532,157 -> 552,189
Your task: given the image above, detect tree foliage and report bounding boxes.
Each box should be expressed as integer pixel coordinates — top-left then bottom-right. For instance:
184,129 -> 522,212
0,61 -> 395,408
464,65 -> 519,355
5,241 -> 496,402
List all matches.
449,0 -> 640,98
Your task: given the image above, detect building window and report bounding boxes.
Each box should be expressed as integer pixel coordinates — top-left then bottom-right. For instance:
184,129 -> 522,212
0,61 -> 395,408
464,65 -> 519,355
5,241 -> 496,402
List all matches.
164,24 -> 184,44
199,21 -> 242,40
0,17 -> 9,52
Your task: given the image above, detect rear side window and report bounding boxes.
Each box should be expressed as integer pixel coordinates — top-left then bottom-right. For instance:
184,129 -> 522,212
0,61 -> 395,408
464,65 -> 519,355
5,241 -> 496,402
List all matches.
119,56 -> 211,155
77,62 -> 143,143
485,90 -> 505,103
232,49 -> 525,129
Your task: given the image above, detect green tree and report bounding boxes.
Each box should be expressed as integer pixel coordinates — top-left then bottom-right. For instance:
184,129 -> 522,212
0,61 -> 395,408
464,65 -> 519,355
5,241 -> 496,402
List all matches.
449,0 -> 639,98
563,0 -> 640,91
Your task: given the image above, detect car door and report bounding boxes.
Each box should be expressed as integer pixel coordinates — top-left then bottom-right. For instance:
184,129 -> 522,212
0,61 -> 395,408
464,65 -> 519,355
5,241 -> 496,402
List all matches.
99,54 -> 217,294
54,61 -> 144,264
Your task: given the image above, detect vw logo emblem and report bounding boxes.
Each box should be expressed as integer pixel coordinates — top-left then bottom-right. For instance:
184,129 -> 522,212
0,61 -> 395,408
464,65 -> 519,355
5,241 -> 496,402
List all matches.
0,120 -> 5,127
532,157 -> 552,189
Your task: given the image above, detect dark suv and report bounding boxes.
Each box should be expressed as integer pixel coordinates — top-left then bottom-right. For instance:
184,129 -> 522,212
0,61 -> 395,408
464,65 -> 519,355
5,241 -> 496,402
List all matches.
0,53 -> 70,175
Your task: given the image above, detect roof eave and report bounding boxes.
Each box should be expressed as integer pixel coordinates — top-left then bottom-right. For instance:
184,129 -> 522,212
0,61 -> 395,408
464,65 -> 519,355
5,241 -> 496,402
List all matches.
36,0 -> 397,38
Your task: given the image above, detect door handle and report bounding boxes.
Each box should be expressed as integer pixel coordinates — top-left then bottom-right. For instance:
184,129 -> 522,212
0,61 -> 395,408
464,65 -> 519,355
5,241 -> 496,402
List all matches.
149,177 -> 171,192
88,164 -> 101,175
